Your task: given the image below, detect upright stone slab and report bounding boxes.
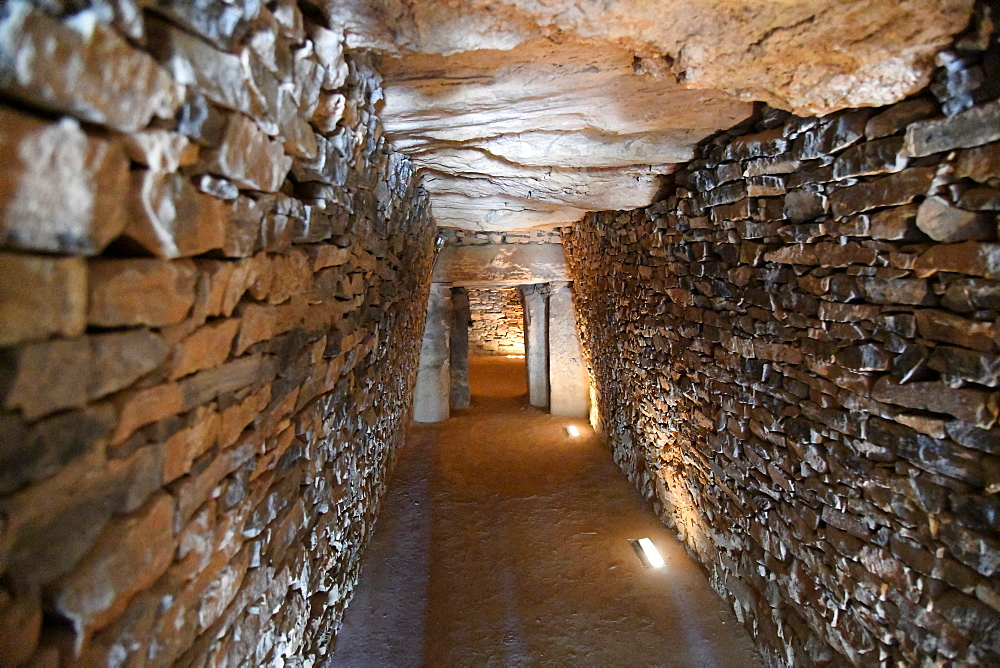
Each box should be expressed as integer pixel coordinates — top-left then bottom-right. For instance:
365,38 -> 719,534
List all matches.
450,287 -> 471,411
413,283 -> 453,422
523,284 -> 550,408
548,282 -> 589,417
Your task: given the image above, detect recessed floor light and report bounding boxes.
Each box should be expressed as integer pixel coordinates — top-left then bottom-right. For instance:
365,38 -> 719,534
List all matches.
631,537 -> 666,568
565,425 -> 580,437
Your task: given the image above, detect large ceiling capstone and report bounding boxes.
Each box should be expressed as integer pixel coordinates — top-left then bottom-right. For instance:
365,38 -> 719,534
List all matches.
326,0 -> 975,231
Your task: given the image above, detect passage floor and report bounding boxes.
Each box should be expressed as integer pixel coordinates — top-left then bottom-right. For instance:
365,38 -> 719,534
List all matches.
329,357 -> 761,667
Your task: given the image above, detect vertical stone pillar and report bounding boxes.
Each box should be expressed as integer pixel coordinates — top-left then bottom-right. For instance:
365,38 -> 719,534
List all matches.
522,284 -> 549,408
548,281 -> 589,418
450,287 -> 471,411
413,283 -> 452,423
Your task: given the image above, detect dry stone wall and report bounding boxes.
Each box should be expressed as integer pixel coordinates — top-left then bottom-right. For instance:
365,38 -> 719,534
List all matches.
564,12 -> 1000,666
468,288 -> 525,356
439,228 -> 564,246
0,2 -> 435,665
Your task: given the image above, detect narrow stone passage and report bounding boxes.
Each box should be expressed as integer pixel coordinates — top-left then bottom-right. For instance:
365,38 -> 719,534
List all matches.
330,357 -> 761,666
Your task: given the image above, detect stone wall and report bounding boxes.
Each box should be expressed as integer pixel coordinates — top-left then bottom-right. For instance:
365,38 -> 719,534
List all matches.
564,13 -> 1000,666
440,228 -> 563,247
0,2 -> 435,664
468,288 -> 525,356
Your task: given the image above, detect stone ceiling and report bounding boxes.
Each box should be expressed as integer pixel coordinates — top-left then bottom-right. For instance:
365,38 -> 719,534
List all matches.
326,0 -> 974,231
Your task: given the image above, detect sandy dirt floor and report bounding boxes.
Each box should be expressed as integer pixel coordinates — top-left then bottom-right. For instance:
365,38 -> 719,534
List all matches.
328,357 -> 761,667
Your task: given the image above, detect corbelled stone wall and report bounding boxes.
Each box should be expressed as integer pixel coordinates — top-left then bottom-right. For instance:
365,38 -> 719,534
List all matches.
564,14 -> 1000,666
468,288 -> 525,356
0,2 -> 435,664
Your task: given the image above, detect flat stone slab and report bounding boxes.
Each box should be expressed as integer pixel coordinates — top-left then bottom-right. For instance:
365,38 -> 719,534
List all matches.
432,243 -> 567,286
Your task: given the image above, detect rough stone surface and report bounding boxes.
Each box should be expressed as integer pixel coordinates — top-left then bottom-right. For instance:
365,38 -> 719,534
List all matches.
467,287 -> 525,356
0,253 -> 86,346
0,13 -> 435,664
198,114 -> 293,193
0,108 -> 129,255
523,284 -> 551,409
334,0 -> 970,115
548,282 -> 590,418
449,288 -> 471,411
1,1 -> 998,666
0,4 -> 183,131
413,284 -> 453,423
564,79 -> 1000,665
328,0 -> 971,230
433,243 -> 567,287
88,259 -> 197,328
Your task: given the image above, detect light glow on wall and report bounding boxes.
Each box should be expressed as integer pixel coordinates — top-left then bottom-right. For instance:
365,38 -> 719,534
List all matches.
506,354 -> 525,359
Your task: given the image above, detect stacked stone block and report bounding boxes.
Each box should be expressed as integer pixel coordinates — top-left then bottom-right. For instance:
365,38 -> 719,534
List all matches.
564,16 -> 1000,666
468,288 -> 525,356
0,1 -> 435,664
439,228 -> 563,247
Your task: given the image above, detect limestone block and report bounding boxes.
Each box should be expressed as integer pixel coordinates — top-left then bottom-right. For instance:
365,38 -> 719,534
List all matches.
412,284 -> 452,423
831,137 -> 907,180
293,49 -> 324,117
929,346 -> 1000,387
149,19 -> 253,115
783,189 -> 827,223
196,174 -> 240,201
449,288 -> 471,411
792,110 -> 871,160
309,26 -> 349,90
869,205 -> 924,241
163,406 -> 221,483
433,243 -> 568,286
180,354 -> 275,411
170,319 -> 241,380
313,92 -> 347,133
954,142 -> 1000,184
199,114 -> 293,193
877,378 -> 996,428
0,4 -> 183,131
0,109 -> 129,254
915,309 -> 996,353
830,167 -> 935,218
0,253 -> 86,346
4,330 -> 167,420
548,283 -> 589,418
125,171 -> 227,258
0,407 -> 115,495
88,259 -> 197,327
522,285 -> 550,408
224,195 -> 272,257
905,100 -> 1000,158
313,245 -> 352,270
943,278 -> 1000,312
150,0 -> 261,49
112,383 -> 184,445
865,98 -> 939,141
914,242 -> 1000,279
857,277 -> 929,305
178,94 -> 230,147
916,196 -> 994,242
958,188 -> 1000,211
193,258 -> 260,320
123,131 -> 199,173
52,494 -> 175,636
